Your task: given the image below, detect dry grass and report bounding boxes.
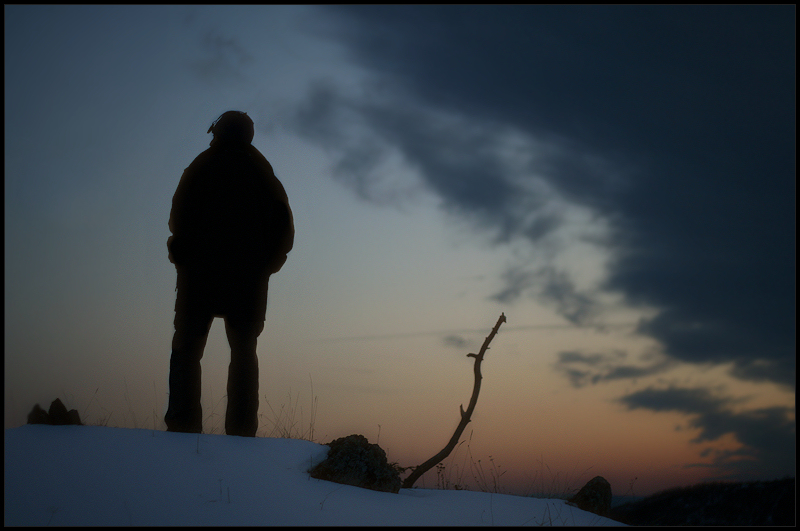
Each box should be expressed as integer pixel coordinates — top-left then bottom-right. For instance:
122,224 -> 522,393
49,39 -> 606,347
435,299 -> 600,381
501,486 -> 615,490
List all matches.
259,377 -> 318,441
425,431 -> 592,500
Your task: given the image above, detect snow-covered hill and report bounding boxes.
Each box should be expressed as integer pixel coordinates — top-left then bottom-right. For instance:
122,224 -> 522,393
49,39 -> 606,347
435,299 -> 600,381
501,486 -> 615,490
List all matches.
4,425 -> 622,526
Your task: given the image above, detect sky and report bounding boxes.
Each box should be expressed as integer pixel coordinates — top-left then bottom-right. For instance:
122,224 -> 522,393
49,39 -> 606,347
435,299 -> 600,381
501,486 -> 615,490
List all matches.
4,5 -> 795,497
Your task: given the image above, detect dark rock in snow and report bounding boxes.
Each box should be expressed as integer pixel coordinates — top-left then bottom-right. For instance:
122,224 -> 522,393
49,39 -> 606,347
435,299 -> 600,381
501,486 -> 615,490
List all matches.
309,434 -> 401,494
567,475 -> 612,517
27,403 -> 50,425
48,398 -> 72,425
67,409 -> 82,425
26,399 -> 83,426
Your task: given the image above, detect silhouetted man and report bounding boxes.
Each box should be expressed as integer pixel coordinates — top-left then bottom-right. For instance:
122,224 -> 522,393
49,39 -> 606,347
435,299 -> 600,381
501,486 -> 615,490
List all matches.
165,111 -> 294,437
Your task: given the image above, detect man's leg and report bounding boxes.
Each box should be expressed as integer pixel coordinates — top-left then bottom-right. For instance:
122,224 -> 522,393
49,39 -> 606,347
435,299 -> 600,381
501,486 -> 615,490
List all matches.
223,314 -> 264,437
165,305 -> 214,433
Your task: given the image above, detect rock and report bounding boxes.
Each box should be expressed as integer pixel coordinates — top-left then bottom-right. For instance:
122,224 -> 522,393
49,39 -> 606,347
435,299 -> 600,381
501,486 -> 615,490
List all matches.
67,409 -> 82,425
27,403 -> 50,424
309,434 -> 401,494
26,399 -> 83,426
48,398 -> 71,425
568,475 -> 612,517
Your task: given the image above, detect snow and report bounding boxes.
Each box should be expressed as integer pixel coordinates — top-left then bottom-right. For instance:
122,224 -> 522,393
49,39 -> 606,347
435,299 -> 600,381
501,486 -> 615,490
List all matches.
4,425 -> 623,526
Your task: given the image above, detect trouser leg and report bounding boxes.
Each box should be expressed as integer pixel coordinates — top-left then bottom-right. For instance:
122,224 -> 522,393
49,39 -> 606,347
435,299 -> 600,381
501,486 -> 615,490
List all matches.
224,316 -> 264,437
165,308 -> 213,433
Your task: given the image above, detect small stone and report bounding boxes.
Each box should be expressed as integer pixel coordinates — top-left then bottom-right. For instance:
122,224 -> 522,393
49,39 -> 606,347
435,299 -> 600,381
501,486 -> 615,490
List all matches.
26,399 -> 82,426
67,408 -> 83,425
27,404 -> 50,424
568,475 -> 613,517
48,398 -> 72,425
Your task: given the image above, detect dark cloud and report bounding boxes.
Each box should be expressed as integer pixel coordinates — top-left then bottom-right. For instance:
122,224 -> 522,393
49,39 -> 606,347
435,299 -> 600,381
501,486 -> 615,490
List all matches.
490,266 -> 539,306
555,350 -> 674,388
620,386 -> 795,481
288,79 -> 550,225
301,5 -> 795,389
620,386 -> 729,415
492,266 -> 606,325
442,335 -> 469,350
536,267 -> 602,326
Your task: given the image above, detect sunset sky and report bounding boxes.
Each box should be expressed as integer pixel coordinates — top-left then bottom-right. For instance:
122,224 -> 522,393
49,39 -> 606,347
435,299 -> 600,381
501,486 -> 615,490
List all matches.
5,5 -> 794,497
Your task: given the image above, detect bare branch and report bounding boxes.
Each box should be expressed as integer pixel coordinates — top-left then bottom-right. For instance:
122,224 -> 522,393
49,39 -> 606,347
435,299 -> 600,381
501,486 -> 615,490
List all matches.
401,313 -> 507,489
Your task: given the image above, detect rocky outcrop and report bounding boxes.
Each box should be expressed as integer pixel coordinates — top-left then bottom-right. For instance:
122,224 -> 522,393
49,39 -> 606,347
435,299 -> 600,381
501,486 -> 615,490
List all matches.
567,475 -> 612,517
27,398 -> 83,426
309,434 -> 401,493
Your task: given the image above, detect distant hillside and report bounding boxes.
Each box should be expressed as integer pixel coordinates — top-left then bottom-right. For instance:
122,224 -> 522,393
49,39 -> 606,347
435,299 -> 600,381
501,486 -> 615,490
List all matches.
610,477 -> 795,526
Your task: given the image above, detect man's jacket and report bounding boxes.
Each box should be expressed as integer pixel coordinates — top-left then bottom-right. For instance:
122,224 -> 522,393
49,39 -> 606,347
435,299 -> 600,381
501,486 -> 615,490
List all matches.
168,141 -> 294,280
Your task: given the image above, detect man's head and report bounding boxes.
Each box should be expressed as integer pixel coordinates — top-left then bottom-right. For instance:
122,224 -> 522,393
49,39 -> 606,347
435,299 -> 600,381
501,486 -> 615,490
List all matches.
208,110 -> 255,146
